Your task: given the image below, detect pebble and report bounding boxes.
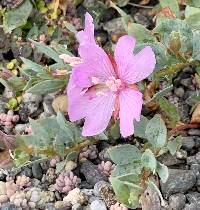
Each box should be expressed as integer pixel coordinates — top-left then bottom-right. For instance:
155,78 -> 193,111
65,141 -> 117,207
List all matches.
20,166 -> 33,178
90,200 -> 107,210
160,169 -> 196,199
0,203 -> 19,210
168,193 -> 186,210
31,163 -> 43,180
14,124 -> 28,134
186,192 -> 200,204
93,181 -> 111,197
72,203 -> 83,210
174,87 -> 185,98
134,12 -> 151,27
182,137 -> 196,151
103,18 -> 125,35
188,129 -> 200,136
158,153 -> 185,166
180,78 -> 192,88
43,95 -> 55,116
80,161 -> 108,187
183,203 -> 199,210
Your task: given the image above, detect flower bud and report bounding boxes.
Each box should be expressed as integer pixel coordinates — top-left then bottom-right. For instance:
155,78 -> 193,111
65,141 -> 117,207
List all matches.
169,31 -> 181,52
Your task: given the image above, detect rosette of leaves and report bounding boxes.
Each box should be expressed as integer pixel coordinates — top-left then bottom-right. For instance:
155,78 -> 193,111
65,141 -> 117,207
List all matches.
108,114 -> 182,209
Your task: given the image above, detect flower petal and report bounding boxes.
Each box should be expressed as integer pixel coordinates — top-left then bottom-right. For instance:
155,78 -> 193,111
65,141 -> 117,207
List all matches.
115,36 -> 156,83
114,35 -> 136,77
119,88 -> 143,138
82,92 -> 115,136
78,44 -> 115,80
72,64 -> 92,88
67,77 -> 88,121
76,12 -> 96,46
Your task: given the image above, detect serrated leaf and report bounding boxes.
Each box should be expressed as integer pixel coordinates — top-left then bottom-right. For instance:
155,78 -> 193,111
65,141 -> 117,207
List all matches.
21,57 -> 44,73
3,0 -> 33,33
27,79 -> 66,95
30,40 -> 63,63
160,0 -> 180,18
145,114 -> 167,148
167,135 -> 182,155
157,162 -> 169,183
109,144 -> 141,165
141,149 -> 157,171
134,115 -> 149,139
128,23 -> 156,43
159,97 -> 180,127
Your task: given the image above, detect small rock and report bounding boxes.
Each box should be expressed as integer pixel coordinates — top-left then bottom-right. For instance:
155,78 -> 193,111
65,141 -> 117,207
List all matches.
182,137 -> 195,151
187,156 -> 197,165
43,95 -> 55,116
63,188 -> 88,205
183,203 -> 198,210
72,203 -> 83,210
168,193 -> 186,210
90,200 -> 107,210
94,181 -> 111,197
80,161 -> 108,187
158,153 -> 184,166
0,169 -> 7,181
81,189 -> 96,203
65,161 -> 77,172
0,203 -> 19,210
181,78 -> 192,88
31,163 -> 43,180
43,203 -> 56,210
174,87 -> 185,98
22,93 -> 42,104
188,129 -> 200,136
186,192 -> 200,204
160,169 -> 196,199
52,95 -> 68,114
196,152 -> 200,164
14,124 -> 28,134
103,18 -> 125,35
134,12 -> 151,27
20,166 -> 33,178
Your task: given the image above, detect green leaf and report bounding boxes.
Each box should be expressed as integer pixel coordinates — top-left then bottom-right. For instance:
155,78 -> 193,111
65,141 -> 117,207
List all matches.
141,149 -> 157,171
110,177 -> 132,207
128,23 -> 156,43
134,115 -> 149,139
160,0 -> 180,17
26,79 -> 66,95
157,162 -> 169,183
159,97 -> 180,127
14,149 -> 30,168
192,30 -> 200,60
109,144 -> 141,165
185,6 -> 200,28
7,76 -> 26,92
3,0 -> 33,33
167,136 -> 182,155
21,57 -> 44,73
145,114 -> 167,148
112,163 -> 142,177
155,19 -> 193,52
30,40 -> 63,63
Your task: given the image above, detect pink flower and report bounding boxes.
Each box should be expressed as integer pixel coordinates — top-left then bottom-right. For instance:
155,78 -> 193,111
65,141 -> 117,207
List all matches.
67,13 -> 156,137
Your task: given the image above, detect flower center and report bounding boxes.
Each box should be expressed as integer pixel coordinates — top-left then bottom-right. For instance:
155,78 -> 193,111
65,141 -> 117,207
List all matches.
105,76 -> 122,92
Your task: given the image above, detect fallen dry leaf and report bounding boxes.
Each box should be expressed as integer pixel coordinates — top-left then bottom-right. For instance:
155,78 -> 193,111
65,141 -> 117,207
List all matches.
52,95 -> 68,114
0,149 -> 13,169
191,103 -> 200,124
